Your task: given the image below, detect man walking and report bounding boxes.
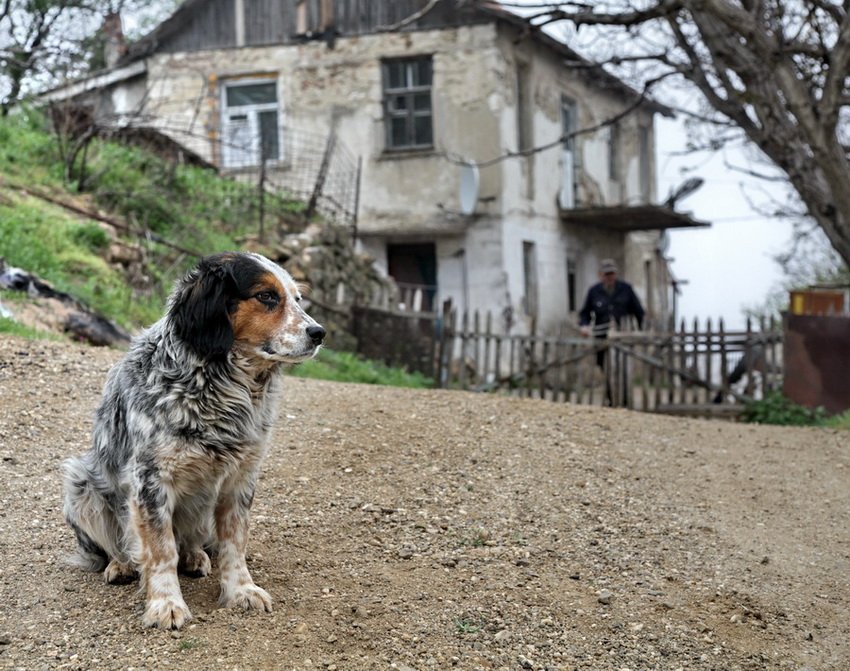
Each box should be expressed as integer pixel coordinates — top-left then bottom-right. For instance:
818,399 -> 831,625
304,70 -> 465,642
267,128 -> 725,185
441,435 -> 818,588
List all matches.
579,259 -> 645,404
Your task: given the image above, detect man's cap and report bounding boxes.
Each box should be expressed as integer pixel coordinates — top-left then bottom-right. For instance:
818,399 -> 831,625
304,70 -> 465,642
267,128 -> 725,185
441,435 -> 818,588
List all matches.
600,258 -> 618,274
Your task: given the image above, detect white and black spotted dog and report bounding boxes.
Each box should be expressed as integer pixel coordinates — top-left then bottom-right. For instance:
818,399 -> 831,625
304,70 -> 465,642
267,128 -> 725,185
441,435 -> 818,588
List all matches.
62,252 -> 325,629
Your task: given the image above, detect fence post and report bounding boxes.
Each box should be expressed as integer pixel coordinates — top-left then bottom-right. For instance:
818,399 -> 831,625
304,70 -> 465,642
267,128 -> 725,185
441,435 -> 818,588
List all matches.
493,312 -> 502,388
483,311 -> 493,388
744,316 -> 755,398
306,128 -> 336,220
718,318 -> 728,403
705,317 -> 713,405
459,310 -> 469,390
257,157 -> 267,242
436,300 -> 452,389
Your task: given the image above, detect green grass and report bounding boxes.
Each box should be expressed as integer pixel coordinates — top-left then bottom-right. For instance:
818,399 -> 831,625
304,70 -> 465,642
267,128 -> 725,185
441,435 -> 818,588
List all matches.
822,409 -> 850,430
0,198 -> 162,328
288,349 -> 432,388
0,112 -> 432,389
0,316 -> 63,341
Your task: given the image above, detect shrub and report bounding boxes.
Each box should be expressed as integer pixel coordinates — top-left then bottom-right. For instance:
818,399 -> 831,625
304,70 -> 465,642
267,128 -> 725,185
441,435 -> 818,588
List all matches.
741,391 -> 826,426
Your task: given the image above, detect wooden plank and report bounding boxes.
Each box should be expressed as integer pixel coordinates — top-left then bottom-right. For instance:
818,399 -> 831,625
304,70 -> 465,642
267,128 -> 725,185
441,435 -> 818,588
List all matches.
459,310 -> 469,389
655,403 -> 744,418
705,318 -> 713,406
744,316 -> 755,398
608,343 -> 753,403
483,311 -> 493,389
540,340 -> 550,399
473,310 -> 481,387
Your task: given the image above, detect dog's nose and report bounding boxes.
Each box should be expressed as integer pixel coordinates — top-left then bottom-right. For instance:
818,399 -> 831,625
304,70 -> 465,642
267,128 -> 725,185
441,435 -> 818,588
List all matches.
306,324 -> 326,345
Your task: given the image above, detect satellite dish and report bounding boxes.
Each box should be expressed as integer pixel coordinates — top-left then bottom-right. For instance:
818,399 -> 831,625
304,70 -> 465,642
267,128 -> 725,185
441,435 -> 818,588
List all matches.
459,162 -> 479,215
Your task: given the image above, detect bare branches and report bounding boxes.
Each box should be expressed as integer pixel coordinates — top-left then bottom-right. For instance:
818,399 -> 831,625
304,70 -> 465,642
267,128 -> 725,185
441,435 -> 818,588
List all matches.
467,0 -> 850,263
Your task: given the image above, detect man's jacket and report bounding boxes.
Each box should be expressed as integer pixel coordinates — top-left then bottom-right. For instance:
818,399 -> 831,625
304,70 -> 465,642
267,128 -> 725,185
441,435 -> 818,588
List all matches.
579,280 -> 645,333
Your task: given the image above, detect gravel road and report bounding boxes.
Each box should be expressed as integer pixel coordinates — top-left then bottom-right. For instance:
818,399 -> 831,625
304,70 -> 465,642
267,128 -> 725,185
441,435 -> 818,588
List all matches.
0,336 -> 847,671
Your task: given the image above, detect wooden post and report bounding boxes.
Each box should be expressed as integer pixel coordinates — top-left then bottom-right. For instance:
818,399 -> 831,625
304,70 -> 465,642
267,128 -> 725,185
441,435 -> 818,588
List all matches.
306,129 -> 336,220
257,158 -> 266,243
540,339 -> 550,399
690,317 -> 700,403
526,319 -> 537,398
718,317 -> 728,404
483,311 -> 493,389
678,318 -> 687,405
640,332 -> 650,411
705,317 -> 713,405
744,316 -> 755,398
493,314 -> 503,392
473,310 -> 481,387
767,315 -> 778,392
459,309 -> 469,390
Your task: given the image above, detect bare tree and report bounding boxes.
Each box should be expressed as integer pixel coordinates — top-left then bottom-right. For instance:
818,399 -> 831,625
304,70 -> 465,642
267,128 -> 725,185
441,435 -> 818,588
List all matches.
0,0 -> 174,114
483,0 -> 850,266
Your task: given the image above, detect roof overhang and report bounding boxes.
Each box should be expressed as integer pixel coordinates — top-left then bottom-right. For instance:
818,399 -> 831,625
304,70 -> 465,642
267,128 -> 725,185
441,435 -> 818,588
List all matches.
39,60 -> 148,103
560,204 -> 710,231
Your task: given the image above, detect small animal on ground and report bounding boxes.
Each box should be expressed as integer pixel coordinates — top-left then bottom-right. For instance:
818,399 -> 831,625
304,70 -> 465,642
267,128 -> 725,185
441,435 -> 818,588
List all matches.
62,251 -> 325,629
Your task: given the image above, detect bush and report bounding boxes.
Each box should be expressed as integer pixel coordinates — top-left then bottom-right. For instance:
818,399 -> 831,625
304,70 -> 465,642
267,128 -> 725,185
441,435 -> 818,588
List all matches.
741,391 -> 826,426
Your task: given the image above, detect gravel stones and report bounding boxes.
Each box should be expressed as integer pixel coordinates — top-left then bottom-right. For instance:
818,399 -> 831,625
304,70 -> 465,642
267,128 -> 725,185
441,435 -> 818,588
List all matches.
0,337 -> 847,670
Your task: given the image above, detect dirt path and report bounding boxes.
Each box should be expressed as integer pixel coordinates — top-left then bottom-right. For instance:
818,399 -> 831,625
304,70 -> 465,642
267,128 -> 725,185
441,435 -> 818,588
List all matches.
0,336 -> 847,671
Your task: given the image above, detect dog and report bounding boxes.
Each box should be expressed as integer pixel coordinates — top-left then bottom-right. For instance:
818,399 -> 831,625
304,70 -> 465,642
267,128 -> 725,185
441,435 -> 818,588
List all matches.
62,251 -> 325,629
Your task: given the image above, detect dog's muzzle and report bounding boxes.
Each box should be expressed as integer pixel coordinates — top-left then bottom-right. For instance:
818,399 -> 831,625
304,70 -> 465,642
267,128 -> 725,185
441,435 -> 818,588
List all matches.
306,324 -> 326,346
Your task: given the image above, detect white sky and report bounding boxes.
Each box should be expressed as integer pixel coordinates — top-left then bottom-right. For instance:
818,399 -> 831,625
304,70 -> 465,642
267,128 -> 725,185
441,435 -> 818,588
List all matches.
656,116 -> 794,330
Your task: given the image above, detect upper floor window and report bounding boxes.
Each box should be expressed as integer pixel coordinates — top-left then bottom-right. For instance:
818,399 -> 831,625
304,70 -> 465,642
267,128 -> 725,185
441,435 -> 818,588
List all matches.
522,240 -> 539,318
638,123 -> 651,203
516,60 -> 533,153
382,57 -> 433,151
559,95 -> 580,208
608,121 -> 620,182
221,79 -> 281,168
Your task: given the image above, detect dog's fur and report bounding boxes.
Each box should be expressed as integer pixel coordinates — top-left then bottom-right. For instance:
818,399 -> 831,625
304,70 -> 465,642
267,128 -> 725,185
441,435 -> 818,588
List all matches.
62,252 -> 325,629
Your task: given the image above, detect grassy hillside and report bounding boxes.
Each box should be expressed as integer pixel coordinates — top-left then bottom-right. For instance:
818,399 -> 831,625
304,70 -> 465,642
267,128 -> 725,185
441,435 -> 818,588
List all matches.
0,110 -> 430,388
0,110 -> 289,327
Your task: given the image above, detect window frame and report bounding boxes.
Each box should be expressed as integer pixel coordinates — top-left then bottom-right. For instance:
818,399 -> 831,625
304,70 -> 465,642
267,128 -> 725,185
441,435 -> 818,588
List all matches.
381,56 -> 434,152
522,240 -> 539,318
220,77 -> 283,169
559,95 -> 580,208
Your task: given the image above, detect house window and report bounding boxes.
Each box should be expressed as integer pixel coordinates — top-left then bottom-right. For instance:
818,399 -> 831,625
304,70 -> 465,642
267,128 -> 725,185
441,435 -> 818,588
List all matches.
559,96 -> 579,208
221,79 -> 281,168
638,123 -> 651,203
522,241 -> 538,318
608,122 -> 619,182
516,61 -> 533,153
382,57 -> 433,151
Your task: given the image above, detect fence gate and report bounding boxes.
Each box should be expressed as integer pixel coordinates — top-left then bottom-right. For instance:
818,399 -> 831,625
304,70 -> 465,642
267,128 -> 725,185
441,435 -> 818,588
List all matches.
436,306 -> 783,418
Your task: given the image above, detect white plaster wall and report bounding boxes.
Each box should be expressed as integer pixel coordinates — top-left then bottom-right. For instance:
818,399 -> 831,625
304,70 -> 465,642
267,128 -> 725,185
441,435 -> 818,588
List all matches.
144,24 -> 506,236
136,20 -> 665,335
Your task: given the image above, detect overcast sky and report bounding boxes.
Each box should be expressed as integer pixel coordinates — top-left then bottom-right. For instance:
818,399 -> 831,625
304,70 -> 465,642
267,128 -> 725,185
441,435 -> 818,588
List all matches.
657,116 -> 794,330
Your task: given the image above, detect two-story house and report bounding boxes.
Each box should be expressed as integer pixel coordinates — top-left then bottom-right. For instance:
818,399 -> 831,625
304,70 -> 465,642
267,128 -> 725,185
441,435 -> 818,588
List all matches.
43,0 -> 707,334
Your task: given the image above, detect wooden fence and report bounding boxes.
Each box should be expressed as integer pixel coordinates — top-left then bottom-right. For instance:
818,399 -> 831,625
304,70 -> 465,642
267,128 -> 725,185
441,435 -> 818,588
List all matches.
435,306 -> 783,416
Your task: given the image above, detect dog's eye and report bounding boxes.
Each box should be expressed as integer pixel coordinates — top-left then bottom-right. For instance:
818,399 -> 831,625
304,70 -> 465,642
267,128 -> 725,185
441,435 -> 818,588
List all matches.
254,291 -> 279,306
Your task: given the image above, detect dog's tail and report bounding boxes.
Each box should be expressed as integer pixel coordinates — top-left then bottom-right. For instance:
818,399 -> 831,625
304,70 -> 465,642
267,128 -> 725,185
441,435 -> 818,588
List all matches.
62,454 -> 122,572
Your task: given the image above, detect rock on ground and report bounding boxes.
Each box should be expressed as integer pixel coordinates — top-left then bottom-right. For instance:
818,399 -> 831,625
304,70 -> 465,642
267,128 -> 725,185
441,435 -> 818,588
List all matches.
0,337 -> 848,671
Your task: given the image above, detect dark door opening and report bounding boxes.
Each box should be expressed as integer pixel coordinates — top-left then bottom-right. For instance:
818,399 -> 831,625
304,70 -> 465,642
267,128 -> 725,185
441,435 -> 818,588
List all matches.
387,242 -> 437,310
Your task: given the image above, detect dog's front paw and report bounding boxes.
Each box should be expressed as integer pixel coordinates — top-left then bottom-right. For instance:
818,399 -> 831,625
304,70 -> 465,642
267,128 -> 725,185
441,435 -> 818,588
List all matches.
221,584 -> 273,613
142,596 -> 193,629
179,549 -> 211,578
104,559 -> 137,585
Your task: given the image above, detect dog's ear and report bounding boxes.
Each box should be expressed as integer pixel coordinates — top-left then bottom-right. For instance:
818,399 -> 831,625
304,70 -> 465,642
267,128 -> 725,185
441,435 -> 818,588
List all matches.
169,257 -> 235,359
